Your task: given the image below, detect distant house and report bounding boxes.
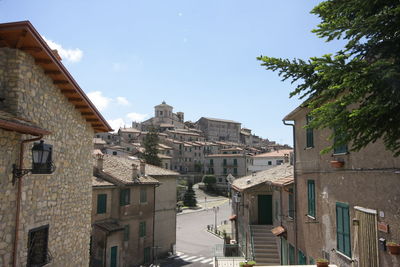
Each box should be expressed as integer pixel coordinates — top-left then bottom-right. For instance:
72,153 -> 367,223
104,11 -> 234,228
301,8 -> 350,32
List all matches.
196,117 -> 241,143
0,21 -> 111,266
140,101 -> 185,131
231,164 -> 293,265
283,105 -> 400,266
249,149 -> 292,172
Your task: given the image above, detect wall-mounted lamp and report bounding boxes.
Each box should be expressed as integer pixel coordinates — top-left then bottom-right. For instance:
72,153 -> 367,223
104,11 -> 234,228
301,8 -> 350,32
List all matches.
12,140 -> 55,184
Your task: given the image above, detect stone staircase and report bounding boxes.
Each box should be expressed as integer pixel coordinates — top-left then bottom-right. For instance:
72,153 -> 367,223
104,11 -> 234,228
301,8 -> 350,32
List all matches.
250,225 -> 280,266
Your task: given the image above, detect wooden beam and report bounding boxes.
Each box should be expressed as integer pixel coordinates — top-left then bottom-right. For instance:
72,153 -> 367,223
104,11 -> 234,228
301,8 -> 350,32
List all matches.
91,124 -> 103,127
82,112 -> 94,116
35,58 -> 52,64
0,37 -> 10,47
68,97 -> 82,102
20,46 -> 42,52
53,80 -> 69,84
75,105 -> 87,109
44,70 -> 61,75
60,89 -> 75,94
86,118 -> 98,122
15,30 -> 27,48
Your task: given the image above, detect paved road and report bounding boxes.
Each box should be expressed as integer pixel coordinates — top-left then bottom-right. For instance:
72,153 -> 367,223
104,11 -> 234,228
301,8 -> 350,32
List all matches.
160,194 -> 232,267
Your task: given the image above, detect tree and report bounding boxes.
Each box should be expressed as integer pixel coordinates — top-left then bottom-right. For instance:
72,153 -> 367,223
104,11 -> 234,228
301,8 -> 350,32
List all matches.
183,182 -> 197,207
258,0 -> 400,156
142,127 -> 162,166
202,175 -> 216,191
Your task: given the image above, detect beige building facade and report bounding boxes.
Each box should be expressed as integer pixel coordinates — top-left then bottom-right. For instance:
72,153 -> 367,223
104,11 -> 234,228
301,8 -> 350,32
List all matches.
196,117 -> 241,143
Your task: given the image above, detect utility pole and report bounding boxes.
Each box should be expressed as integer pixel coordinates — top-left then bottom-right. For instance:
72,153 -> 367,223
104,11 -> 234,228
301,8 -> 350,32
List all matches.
213,206 -> 219,233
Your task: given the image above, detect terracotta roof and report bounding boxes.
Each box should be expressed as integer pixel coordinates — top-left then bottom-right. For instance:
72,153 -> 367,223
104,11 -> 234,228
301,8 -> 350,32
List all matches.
92,176 -> 114,187
94,221 -> 124,233
0,21 -> 111,132
253,149 -> 293,158
272,177 -> 294,187
0,110 -> 51,135
232,164 -> 293,191
199,117 -> 240,124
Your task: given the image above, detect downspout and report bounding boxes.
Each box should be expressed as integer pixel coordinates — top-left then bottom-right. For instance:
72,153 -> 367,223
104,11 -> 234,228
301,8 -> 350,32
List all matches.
152,183 -> 160,263
12,134 -> 43,267
282,119 -> 297,264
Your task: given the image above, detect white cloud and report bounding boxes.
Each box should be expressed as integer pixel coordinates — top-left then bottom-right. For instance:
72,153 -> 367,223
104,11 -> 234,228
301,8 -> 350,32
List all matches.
116,97 -> 130,106
178,12 -> 183,16
42,36 -> 83,63
126,112 -> 148,122
87,91 -> 111,111
107,118 -> 126,132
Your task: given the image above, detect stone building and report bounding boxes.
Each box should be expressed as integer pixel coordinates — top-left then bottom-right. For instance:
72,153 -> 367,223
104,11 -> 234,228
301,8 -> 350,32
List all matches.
0,21 -> 111,266
283,105 -> 400,266
196,117 -> 241,143
230,164 -> 293,265
140,101 -> 185,131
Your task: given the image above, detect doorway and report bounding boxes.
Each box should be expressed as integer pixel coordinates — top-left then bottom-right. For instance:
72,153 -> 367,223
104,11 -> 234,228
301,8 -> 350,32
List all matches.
258,195 -> 272,224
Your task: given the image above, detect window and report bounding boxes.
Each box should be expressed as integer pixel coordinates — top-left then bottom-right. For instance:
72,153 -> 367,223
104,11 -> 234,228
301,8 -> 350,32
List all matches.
218,178 -> 223,183
209,159 -> 214,166
233,168 -> 238,175
306,115 -> 314,148
139,221 -> 146,237
165,163 -> 168,169
277,160 -> 284,165
223,168 -> 227,175
307,180 -> 315,217
223,159 -> 227,166
27,225 -> 49,266
336,202 -> 351,257
112,151 -> 117,155
124,225 -> 130,241
233,159 -> 237,166
120,189 -> 130,206
97,194 -> 107,214
268,161 -> 272,165
288,187 -> 294,218
333,129 -> 348,154
144,247 -> 151,263
140,188 -> 147,203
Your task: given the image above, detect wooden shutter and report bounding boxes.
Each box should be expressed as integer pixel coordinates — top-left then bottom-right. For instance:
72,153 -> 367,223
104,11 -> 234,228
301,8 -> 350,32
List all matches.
307,180 -> 315,217
336,202 -> 351,257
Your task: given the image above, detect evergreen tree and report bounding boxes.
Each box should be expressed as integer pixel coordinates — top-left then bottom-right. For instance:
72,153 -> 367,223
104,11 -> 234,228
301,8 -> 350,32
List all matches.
183,182 -> 197,207
142,127 -> 162,166
258,0 -> 400,156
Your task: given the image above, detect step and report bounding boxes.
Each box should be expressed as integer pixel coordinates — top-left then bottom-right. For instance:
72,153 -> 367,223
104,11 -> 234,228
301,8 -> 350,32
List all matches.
254,248 -> 279,254
253,244 -> 277,249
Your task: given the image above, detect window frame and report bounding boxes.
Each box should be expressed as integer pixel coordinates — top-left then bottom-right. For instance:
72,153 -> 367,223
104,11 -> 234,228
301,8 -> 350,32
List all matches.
27,224 -> 49,267
307,180 -> 316,218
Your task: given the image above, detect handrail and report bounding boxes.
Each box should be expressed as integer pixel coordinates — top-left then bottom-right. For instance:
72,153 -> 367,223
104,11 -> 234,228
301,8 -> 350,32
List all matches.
248,225 -> 255,261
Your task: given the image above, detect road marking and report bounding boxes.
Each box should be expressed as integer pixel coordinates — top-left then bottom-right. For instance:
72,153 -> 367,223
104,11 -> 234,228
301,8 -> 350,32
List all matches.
201,258 -> 213,263
176,251 -> 183,256
209,262 -> 214,265
168,255 -> 178,259
179,255 -> 189,260
191,257 -> 205,262
185,256 -> 196,261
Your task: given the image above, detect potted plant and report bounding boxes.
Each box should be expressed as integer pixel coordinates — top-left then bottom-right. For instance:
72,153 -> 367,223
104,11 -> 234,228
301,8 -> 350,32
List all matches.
316,258 -> 329,267
239,261 -> 256,267
387,242 -> 400,255
330,160 -> 344,168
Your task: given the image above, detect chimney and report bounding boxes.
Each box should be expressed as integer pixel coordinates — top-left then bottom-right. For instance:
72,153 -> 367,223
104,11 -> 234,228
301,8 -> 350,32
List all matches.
139,160 -> 146,176
96,154 -> 104,170
52,49 -> 62,61
132,163 -> 139,179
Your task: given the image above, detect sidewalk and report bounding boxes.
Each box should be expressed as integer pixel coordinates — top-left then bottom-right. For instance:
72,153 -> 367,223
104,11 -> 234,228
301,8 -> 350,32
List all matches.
178,198 -> 229,215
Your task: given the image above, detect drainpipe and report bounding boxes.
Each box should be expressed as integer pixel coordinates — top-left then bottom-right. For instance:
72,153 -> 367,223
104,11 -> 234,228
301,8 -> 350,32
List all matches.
152,183 -> 160,264
282,119 -> 297,264
12,134 -> 43,267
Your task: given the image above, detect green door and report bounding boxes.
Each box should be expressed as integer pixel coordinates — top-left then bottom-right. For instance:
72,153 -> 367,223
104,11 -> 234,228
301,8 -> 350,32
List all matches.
258,195 -> 272,224
110,246 -> 118,267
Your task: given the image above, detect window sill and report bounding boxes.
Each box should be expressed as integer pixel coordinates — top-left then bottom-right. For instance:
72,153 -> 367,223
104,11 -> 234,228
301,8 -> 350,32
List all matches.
332,152 -> 349,156
307,215 -> 316,220
334,249 -> 353,262
304,146 -> 314,150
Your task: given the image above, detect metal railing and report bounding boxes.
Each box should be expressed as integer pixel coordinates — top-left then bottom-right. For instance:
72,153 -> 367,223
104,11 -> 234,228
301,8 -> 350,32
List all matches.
248,225 -> 255,261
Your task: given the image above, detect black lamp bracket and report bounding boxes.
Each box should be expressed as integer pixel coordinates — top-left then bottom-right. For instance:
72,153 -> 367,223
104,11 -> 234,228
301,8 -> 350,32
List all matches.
12,164 -> 32,185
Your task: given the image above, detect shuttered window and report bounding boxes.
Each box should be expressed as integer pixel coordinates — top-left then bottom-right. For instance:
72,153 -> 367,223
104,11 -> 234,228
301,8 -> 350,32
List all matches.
97,194 -> 107,214
298,250 -> 307,264
140,188 -> 147,203
289,244 -> 295,265
336,202 -> 351,257
123,225 -> 130,241
307,180 -> 315,217
144,247 -> 151,263
233,159 -> 238,166
333,129 -> 348,154
120,189 -> 130,206
233,168 -> 238,175
139,221 -> 146,237
306,115 -> 314,148
288,187 -> 294,218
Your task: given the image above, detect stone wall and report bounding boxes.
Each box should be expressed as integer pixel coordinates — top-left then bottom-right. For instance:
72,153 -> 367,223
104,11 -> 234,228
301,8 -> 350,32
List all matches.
0,48 -> 94,266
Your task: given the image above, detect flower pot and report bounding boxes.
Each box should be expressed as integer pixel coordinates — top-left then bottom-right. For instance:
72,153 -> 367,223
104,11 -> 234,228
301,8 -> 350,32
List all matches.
387,243 -> 400,255
316,262 -> 329,267
330,160 -> 344,168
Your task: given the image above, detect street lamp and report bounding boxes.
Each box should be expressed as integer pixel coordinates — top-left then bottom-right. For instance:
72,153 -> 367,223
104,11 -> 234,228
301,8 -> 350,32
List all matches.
12,140 -> 55,183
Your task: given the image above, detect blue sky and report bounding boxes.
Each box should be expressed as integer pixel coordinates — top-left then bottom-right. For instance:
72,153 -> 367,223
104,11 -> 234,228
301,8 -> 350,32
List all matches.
1,0 -> 344,145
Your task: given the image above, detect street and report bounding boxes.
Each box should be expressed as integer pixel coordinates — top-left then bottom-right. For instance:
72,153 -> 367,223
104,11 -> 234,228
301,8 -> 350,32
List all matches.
160,190 -> 231,267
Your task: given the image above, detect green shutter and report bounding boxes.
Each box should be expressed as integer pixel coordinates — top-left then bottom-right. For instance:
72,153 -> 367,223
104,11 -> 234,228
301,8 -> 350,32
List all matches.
333,129 -> 348,154
233,168 -> 237,175
223,168 -> 227,174
139,221 -> 146,237
336,202 -> 351,257
140,188 -> 147,203
306,115 -> 314,148
289,244 -> 295,265
307,180 -> 315,217
124,225 -> 130,241
223,159 -> 227,166
298,250 -> 307,264
97,194 -> 107,214
120,189 -> 130,206
144,247 -> 151,263
233,159 -> 237,166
